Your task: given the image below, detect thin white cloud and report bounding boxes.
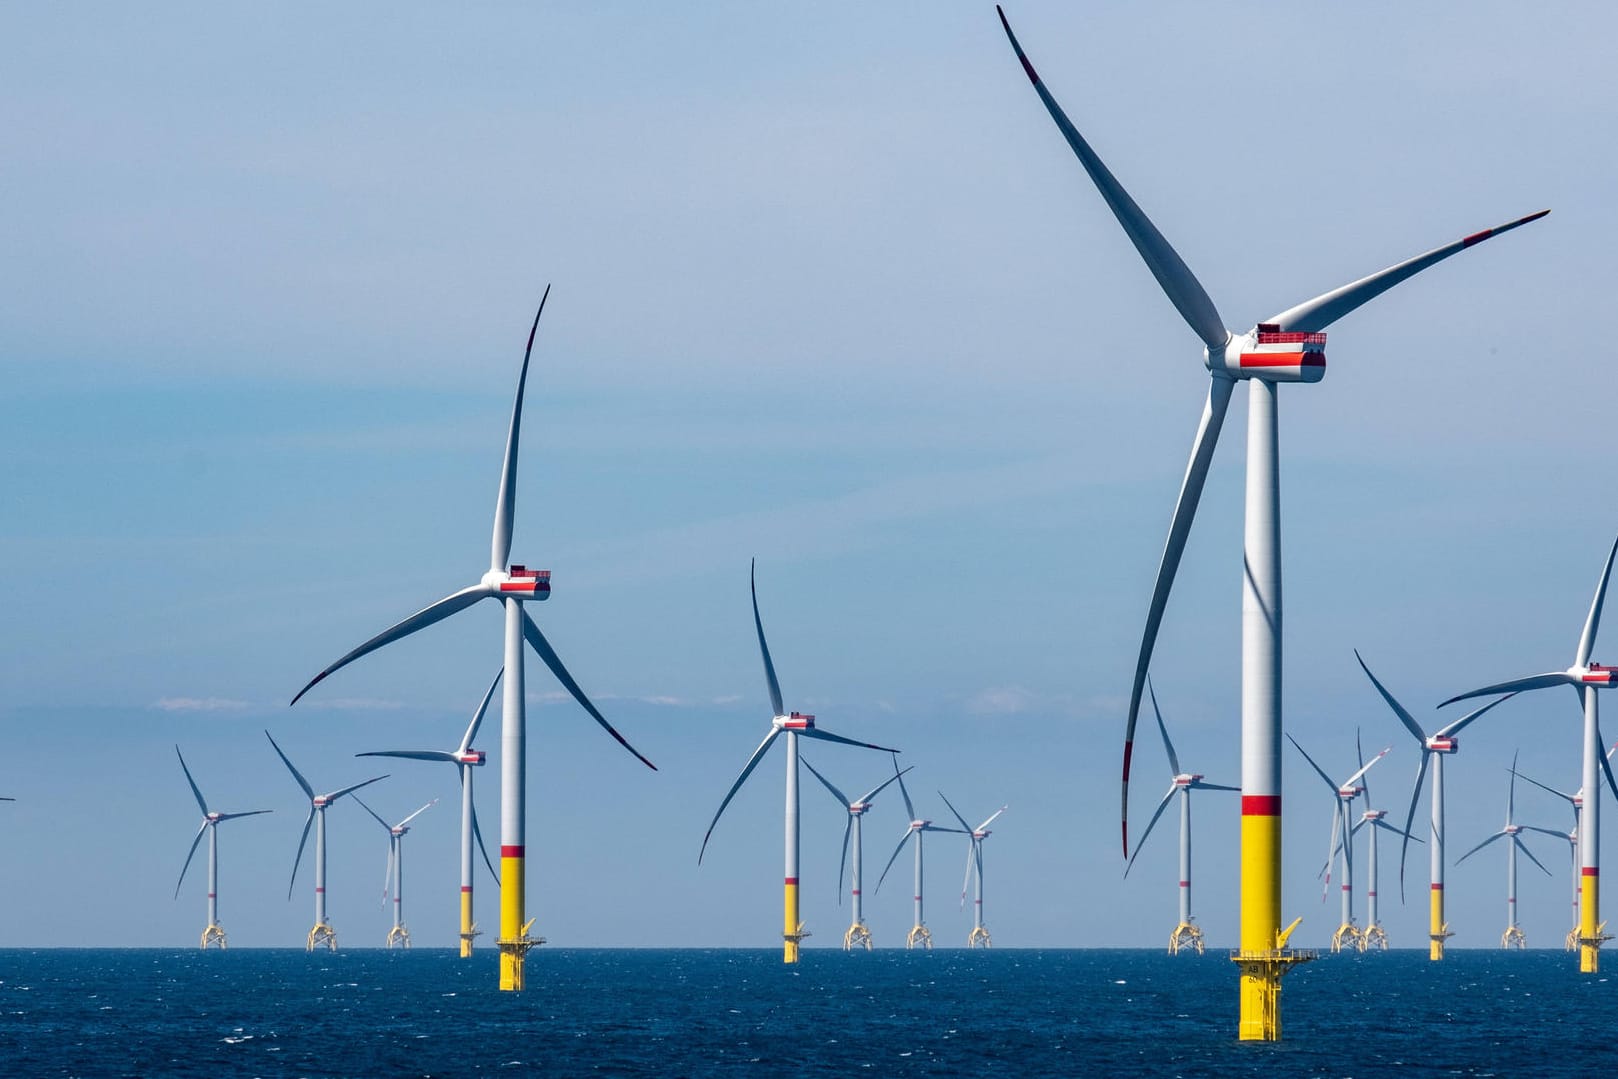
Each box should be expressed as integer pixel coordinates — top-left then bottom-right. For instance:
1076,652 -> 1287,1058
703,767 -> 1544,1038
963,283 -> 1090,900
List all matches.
153,696 -> 249,712
320,697 -> 405,711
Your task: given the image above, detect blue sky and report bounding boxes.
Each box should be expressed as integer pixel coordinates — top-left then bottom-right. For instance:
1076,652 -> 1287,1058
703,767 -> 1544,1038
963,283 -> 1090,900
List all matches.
3,3 -> 1617,953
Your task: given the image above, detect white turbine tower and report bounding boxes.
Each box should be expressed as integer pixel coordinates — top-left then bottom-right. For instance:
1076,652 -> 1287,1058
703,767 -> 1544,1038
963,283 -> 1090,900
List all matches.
1454,755 -> 1552,950
266,731 -> 387,951
800,756 -> 912,951
1355,651 -> 1515,960
699,562 -> 897,963
994,4 -> 1547,1042
875,767 -> 965,951
1509,747 -> 1618,950
173,746 -> 271,949
1287,734 -> 1390,953
938,792 -> 1007,949
1125,679 -> 1238,955
1440,533 -> 1618,972
290,288 -> 657,991
358,669 -> 501,957
355,796 -> 437,949
1333,735 -> 1421,953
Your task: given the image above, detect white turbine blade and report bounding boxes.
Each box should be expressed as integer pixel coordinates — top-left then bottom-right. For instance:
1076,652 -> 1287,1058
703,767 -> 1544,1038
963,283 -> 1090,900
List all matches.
920,823 -> 968,835
357,749 -> 456,763
215,809 -> 272,823
1437,692 -> 1521,736
265,731 -> 315,800
1516,835 -> 1554,878
698,727 -> 781,864
1519,824 -> 1571,843
1321,806 -> 1342,902
1357,728 -> 1371,807
175,745 -> 209,816
491,286 -> 550,574
469,790 -> 499,883
1265,210 -> 1549,333
1510,768 -> 1575,805
291,584 -> 490,705
875,828 -> 916,893
995,7 -> 1228,351
1440,676 -> 1562,709
287,807 -> 315,900
749,560 -> 786,718
799,727 -> 899,754
1146,676 -> 1181,777
326,774 -> 389,804
1355,650 -> 1428,744
397,798 -> 437,829
352,794 -> 391,832
1599,717 -> 1618,804
1577,534 -> 1618,667
977,806 -> 1009,832
837,816 -> 852,906
1190,780 -> 1240,792
1342,745 -> 1393,790
1285,734 -> 1339,795
458,668 -> 504,755
800,755 -> 851,809
1372,817 -> 1423,844
522,611 -> 656,770
856,764 -> 913,807
174,821 -> 208,899
1123,785 -> 1177,879
893,759 -> 917,822
383,838 -> 396,904
1507,750 -> 1519,825
1398,750 -> 1433,899
937,790 -> 973,834
960,839 -> 976,911
1122,375 -> 1235,855
1455,829 -> 1507,866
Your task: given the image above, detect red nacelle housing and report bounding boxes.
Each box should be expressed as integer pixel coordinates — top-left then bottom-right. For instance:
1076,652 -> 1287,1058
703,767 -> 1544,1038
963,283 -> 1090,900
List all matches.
1236,325 -> 1326,383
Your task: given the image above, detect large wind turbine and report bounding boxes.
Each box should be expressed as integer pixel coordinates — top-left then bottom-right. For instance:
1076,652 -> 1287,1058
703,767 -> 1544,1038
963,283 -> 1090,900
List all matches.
358,670 -> 501,957
1455,755 -> 1552,949
1356,651 -> 1515,960
699,562 -> 897,963
875,766 -> 964,951
266,731 -> 386,951
1125,679 -> 1238,955
939,792 -> 1007,949
290,289 -> 656,991
994,5 -> 1547,1041
355,796 -> 436,949
173,746 -> 271,949
800,756 -> 911,951
1287,734 -> 1390,953
1440,533 -> 1618,972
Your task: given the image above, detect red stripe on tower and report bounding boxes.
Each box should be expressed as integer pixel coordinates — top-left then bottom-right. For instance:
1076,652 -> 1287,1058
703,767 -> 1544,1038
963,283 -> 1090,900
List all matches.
784,877 -> 798,886
461,886 -> 472,893
1431,883 -> 1444,891
1584,866 -> 1600,876
501,845 -> 524,859
1242,795 -> 1281,816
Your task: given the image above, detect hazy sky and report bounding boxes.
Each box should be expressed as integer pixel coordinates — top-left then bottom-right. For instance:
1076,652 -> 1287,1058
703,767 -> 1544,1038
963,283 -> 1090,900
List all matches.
4,3 -> 1617,955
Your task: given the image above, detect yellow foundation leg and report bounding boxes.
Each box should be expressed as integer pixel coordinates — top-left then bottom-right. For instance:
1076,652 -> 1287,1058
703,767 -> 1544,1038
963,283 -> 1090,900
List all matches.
1233,806 -> 1312,1041
783,878 -> 805,963
1579,870 -> 1608,973
1429,885 -> 1450,961
498,854 -> 542,989
459,887 -> 477,958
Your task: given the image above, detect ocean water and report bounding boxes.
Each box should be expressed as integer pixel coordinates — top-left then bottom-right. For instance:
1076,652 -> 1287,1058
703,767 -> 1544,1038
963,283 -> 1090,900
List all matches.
0,948 -> 1612,1077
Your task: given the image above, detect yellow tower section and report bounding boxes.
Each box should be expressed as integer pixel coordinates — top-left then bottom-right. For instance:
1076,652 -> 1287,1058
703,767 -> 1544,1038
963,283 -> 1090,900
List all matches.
1234,799 -> 1313,1041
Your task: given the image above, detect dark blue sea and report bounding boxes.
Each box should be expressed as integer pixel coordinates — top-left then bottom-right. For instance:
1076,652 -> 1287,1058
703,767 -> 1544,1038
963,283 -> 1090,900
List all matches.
0,948 -> 1612,1077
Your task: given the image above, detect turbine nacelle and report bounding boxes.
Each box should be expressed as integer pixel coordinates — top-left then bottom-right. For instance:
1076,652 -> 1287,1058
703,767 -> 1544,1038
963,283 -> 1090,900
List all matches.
910,819 -> 932,831
1581,662 -> 1616,686
848,801 -> 872,816
1337,785 -> 1364,800
312,796 -> 331,808
1205,327 -> 1327,384
455,750 -> 487,766
1363,809 -> 1387,823
481,565 -> 551,600
1427,736 -> 1458,753
205,812 -> 223,823
1172,773 -> 1203,789
776,712 -> 816,731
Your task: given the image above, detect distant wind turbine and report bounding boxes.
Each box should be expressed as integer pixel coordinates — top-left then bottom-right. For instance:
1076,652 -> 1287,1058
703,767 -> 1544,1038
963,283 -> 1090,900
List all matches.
355,796 -> 436,949
938,792 -> 1007,949
173,746 -> 271,950
1288,733 -> 1390,953
800,756 -> 911,951
875,766 -> 964,951
1454,754 -> 1552,950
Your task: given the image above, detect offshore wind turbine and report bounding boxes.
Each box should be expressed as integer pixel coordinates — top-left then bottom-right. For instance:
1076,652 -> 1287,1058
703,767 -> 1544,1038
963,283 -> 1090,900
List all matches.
1287,733 -> 1389,953
1440,533 -> 1618,972
939,792 -> 1007,949
875,765 -> 965,951
355,796 -> 436,949
1125,680 -> 1238,955
290,289 -> 656,990
699,562 -> 897,963
1337,738 -> 1421,953
1510,745 -> 1618,949
358,669 -> 501,957
267,731 -> 387,951
995,4 -> 1547,1041
800,756 -> 911,951
1356,651 -> 1515,960
173,746 -> 271,949
1454,755 -> 1551,949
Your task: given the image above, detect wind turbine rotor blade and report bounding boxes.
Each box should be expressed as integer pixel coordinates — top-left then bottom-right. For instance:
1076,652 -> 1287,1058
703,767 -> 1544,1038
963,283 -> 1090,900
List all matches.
1440,677 -> 1561,709
1599,720 -> 1618,805
1265,210 -> 1549,333
1190,780 -> 1240,792
1510,768 -> 1575,804
1455,830 -> 1507,866
460,668 -> 504,755
522,612 -> 656,770
875,829 -> 915,894
1517,835 -> 1554,877
837,816 -> 852,906
1146,677 -> 1181,777
383,839 -> 396,904
290,584 -> 491,705
893,760 -> 917,822
1438,692 -> 1522,736
1357,729 -> 1369,805
470,793 -> 499,883
1285,733 -> 1339,794
288,807 -> 315,900
397,799 -> 437,829
214,809 -> 273,823
856,765 -> 913,807
328,775 -> 389,804
977,806 -> 1009,832
1342,745 -> 1393,789
749,560 -> 786,718
799,755 -> 851,808
352,795 -> 391,832
1123,375 -> 1235,854
799,727 -> 899,754
1355,650 -> 1428,744
1508,751 -> 1519,824
490,285 -> 550,574
960,840 -> 975,911
1519,824 -> 1572,843
175,822 -> 208,899
1322,806 -> 1342,901
1372,817 -> 1423,844
698,727 -> 781,864
1399,751 -> 1433,900
995,7 -> 1228,351
175,746 -> 209,816
357,750 -> 457,763
265,731 -> 315,800
1123,786 -> 1177,879
1577,534 -> 1618,667
937,790 -> 973,834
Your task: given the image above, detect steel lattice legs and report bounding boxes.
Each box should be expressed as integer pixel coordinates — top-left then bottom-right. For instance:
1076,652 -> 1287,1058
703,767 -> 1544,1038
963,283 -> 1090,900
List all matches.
1168,921 -> 1204,955
1502,925 -> 1527,950
386,924 -> 411,949
1362,923 -> 1388,951
200,924 -> 227,950
968,926 -> 992,949
844,923 -> 872,951
1330,922 -> 1363,954
307,923 -> 336,952
906,925 -> 932,950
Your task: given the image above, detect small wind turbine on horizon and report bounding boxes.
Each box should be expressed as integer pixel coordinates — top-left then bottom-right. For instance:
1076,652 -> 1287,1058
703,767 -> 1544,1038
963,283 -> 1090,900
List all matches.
1455,754 -> 1552,950
355,796 -> 436,949
1510,744 -> 1618,950
290,288 -> 656,991
800,756 -> 911,951
939,792 -> 1007,949
875,765 -> 964,951
994,2 -> 1547,1042
1356,651 -> 1515,961
699,562 -> 897,964
173,746 -> 271,950
1124,680 -> 1238,955
1288,732 -> 1390,953
1330,739 -> 1421,952
1440,533 -> 1618,972
357,669 -> 501,957
267,730 -> 387,952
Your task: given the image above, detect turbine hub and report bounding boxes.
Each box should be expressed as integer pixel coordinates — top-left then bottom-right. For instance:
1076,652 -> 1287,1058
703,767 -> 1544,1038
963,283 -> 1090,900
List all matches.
485,565 -> 551,601
455,750 -> 487,766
